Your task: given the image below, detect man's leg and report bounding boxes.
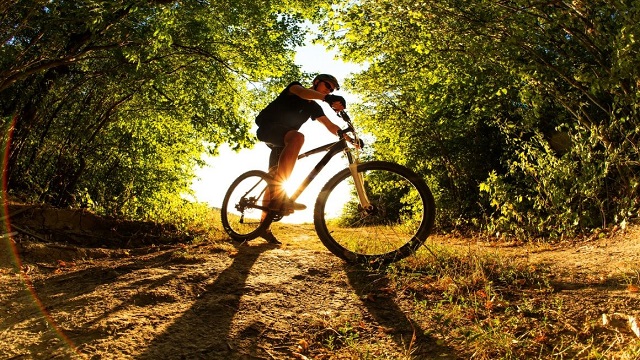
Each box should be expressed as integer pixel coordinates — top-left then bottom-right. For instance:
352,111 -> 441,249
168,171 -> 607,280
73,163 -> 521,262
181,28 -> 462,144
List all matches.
262,130 -> 306,214
260,159 -> 281,244
262,146 -> 281,218
259,129 -> 305,245
274,130 -> 304,186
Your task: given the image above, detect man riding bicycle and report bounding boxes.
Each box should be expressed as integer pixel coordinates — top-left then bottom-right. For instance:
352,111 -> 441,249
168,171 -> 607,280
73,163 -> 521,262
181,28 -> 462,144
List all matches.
255,74 -> 349,244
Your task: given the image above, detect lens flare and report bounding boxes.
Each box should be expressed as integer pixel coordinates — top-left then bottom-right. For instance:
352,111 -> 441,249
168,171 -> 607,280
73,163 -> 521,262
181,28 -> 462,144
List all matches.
2,115 -> 81,356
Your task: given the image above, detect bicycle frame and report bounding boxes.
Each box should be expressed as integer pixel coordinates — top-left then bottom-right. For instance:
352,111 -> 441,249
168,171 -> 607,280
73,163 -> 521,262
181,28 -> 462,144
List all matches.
282,137 -> 371,211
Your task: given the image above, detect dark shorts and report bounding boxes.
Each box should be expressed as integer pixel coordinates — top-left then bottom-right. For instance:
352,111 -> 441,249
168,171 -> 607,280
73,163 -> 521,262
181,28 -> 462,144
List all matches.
256,123 -> 294,171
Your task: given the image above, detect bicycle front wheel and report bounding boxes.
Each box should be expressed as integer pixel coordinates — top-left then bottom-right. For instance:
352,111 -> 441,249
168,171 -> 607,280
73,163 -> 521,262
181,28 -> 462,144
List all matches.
221,170 -> 275,241
314,161 -> 435,265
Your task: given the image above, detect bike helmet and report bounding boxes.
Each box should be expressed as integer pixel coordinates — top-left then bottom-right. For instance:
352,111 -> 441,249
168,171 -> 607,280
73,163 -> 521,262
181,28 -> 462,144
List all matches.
313,74 -> 340,91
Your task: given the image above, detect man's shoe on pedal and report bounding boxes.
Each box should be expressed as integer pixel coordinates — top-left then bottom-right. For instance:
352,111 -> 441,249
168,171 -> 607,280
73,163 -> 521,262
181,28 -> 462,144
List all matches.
284,198 -> 306,211
268,195 -> 306,213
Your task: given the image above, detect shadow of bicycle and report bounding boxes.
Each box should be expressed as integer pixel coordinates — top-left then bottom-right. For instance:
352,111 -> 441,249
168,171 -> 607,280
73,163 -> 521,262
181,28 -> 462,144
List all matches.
344,265 -> 457,359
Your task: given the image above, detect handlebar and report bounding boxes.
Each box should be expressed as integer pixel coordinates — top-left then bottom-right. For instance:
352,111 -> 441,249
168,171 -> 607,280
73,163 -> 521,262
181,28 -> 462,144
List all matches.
338,110 -> 351,122
336,111 -> 365,148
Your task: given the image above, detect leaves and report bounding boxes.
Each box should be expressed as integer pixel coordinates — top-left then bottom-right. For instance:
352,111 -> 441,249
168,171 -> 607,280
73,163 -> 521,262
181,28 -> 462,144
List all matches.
0,0 -> 326,221
3,0 -> 639,236
322,0 -> 640,236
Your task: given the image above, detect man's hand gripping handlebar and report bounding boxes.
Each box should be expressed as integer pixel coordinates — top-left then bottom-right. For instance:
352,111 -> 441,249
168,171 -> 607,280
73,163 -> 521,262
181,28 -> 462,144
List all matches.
336,111 -> 364,149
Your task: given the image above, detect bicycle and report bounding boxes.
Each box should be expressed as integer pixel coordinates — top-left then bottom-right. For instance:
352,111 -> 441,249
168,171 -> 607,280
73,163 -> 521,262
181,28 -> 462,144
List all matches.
220,111 -> 435,265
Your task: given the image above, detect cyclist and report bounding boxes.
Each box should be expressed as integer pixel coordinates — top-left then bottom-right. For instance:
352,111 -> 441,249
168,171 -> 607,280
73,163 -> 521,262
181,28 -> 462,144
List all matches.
255,74 -> 348,244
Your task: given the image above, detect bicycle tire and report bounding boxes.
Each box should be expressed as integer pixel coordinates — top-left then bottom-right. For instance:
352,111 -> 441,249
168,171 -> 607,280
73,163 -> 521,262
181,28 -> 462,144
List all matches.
314,161 -> 435,265
221,170 -> 275,241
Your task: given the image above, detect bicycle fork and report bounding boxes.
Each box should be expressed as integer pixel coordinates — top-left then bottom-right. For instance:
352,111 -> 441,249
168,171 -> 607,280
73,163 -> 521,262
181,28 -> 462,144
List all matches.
349,162 -> 373,211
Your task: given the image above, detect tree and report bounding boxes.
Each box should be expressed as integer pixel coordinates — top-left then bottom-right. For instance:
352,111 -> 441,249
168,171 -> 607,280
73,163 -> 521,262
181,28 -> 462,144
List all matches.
1,0 -> 328,219
322,0 -> 639,236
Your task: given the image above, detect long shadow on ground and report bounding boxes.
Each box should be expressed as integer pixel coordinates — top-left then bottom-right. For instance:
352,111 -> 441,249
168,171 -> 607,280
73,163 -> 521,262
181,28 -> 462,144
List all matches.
345,266 -> 458,359
2,246 -> 199,357
135,243 -> 270,359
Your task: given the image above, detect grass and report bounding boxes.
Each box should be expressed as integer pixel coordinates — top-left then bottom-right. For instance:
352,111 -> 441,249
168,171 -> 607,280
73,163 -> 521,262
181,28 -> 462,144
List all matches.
301,312 -> 415,360
366,238 -> 640,359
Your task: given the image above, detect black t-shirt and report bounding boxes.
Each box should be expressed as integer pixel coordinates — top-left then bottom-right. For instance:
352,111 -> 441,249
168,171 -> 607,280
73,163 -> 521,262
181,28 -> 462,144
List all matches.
255,82 -> 325,130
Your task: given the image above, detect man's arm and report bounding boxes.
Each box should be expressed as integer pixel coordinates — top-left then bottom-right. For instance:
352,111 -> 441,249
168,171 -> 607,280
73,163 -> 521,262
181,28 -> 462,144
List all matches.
289,84 -> 325,101
316,116 -> 341,136
289,84 -> 346,111
317,116 -> 359,148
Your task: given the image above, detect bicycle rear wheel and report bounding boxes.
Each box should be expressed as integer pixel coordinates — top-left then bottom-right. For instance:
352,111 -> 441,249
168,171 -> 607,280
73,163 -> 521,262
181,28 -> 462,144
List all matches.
314,161 -> 435,265
221,170 -> 275,241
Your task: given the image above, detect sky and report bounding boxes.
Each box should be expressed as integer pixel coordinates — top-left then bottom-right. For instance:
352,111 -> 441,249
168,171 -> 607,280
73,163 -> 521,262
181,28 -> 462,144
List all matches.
190,41 -> 362,223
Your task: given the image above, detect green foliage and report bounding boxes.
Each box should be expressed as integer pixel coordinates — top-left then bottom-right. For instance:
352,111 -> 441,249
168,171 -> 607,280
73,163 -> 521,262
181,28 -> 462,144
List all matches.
323,0 -> 640,237
3,0 -> 638,237
481,132 -> 601,238
321,0 -> 513,231
0,0 -> 328,222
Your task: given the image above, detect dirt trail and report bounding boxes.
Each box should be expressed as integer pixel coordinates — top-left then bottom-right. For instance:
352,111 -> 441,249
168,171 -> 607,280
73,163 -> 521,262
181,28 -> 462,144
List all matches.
1,205 -> 639,359
1,236 -> 454,359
